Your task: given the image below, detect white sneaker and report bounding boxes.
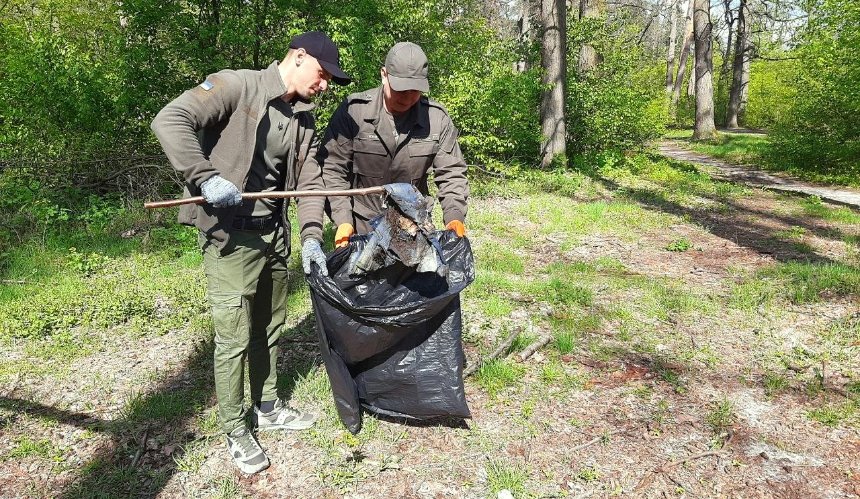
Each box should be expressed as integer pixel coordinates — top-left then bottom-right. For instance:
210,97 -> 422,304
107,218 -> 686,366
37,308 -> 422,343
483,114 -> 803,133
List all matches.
253,399 -> 317,432
225,426 -> 269,474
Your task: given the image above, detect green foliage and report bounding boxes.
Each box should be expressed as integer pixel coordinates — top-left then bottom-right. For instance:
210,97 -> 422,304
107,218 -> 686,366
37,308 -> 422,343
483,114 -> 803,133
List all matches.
665,238 -> 691,252
744,60 -> 799,129
566,18 -> 667,153
768,0 -> 860,178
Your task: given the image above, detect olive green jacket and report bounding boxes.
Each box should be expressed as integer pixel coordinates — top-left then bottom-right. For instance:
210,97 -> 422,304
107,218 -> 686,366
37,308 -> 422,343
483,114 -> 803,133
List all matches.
151,61 -> 324,249
310,86 -> 468,232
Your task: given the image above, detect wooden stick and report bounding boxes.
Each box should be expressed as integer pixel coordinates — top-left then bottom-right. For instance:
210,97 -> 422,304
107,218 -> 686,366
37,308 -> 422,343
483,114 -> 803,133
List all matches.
464,328 -> 521,378
144,186 -> 387,209
657,450 -> 727,472
130,427 -> 150,467
568,428 -> 631,452
516,334 -> 552,362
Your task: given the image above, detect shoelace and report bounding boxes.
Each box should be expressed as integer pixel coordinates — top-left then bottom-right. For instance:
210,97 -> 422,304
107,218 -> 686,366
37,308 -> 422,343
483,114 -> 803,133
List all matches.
231,429 -> 261,456
275,405 -> 300,423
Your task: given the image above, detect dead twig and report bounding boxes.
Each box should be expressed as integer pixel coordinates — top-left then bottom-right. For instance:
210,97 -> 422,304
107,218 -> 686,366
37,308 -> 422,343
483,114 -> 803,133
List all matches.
657,449 -> 727,472
516,334 -> 552,362
130,427 -> 150,468
569,427 -> 632,453
1,280 -> 32,285
464,328 -> 520,378
636,431 -> 733,491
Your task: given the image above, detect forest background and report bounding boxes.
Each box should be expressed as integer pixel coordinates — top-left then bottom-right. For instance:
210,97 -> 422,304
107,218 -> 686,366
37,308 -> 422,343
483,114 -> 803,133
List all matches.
2,0 -> 858,216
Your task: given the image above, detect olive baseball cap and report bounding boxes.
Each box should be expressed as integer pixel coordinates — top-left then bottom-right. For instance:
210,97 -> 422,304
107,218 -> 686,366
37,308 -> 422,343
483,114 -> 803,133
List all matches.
289,31 -> 351,85
384,42 -> 429,92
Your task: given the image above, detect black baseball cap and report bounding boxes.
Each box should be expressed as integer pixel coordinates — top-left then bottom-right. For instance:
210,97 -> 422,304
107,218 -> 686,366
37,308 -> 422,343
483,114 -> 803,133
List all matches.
289,31 -> 351,85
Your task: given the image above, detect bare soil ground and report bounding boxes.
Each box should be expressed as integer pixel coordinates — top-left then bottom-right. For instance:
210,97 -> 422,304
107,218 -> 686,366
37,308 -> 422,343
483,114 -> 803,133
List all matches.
1,155 -> 858,498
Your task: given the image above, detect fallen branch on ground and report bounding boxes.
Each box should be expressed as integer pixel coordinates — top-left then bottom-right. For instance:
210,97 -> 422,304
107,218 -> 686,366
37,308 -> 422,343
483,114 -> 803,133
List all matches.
131,427 -> 150,468
464,328 -> 520,378
517,334 -> 552,362
635,431 -> 734,492
569,427 -> 633,453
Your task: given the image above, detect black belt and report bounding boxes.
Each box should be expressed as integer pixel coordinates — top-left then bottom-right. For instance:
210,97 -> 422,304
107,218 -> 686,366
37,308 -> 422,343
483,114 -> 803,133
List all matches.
231,215 -> 278,231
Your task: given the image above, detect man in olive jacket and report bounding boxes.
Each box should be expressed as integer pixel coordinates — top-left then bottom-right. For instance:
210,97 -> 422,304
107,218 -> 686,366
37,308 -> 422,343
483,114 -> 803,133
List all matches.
310,42 -> 469,247
151,31 -> 350,474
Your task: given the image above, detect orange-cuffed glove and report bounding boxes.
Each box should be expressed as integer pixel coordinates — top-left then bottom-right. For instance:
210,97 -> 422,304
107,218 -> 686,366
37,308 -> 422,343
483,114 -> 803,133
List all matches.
334,223 -> 355,248
445,220 -> 466,237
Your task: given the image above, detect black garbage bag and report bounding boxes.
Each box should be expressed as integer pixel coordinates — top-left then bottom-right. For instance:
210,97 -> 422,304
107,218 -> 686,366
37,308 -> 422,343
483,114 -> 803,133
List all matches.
306,230 -> 475,434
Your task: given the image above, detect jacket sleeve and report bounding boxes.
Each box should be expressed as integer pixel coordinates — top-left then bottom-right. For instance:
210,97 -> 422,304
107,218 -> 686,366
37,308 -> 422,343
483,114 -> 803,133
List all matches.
433,116 -> 469,224
316,100 -> 358,227
296,121 -> 325,243
150,72 -> 243,189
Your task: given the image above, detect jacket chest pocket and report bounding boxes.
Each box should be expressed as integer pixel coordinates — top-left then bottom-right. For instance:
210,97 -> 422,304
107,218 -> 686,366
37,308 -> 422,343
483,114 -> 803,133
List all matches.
353,136 -> 388,179
400,139 -> 439,179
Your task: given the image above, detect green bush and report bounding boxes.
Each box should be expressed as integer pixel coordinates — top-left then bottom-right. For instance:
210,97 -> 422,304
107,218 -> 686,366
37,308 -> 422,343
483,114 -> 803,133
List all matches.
566,17 -> 667,153
769,0 -> 860,176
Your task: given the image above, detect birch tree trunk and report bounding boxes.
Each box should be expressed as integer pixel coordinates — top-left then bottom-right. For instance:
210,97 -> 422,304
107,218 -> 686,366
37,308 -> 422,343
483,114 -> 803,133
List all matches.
693,0 -> 717,139
726,0 -> 750,128
688,51 -> 695,97
671,0 -> 693,115
665,0 -> 678,95
540,0 -> 567,167
578,0 -> 601,75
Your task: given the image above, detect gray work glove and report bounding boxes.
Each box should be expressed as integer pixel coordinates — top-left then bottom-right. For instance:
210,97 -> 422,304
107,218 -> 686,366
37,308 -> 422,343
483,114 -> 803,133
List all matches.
200,175 -> 242,207
302,238 -> 328,277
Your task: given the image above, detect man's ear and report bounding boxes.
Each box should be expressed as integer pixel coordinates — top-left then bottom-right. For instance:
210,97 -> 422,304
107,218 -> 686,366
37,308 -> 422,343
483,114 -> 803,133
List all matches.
296,48 -> 307,66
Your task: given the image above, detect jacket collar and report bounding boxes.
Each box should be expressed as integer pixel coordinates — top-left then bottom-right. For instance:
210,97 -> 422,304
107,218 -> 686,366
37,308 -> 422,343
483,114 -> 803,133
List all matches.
364,86 -> 428,131
262,60 -> 315,113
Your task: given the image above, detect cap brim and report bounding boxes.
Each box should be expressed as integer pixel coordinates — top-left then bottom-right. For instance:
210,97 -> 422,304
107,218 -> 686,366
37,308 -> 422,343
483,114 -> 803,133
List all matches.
387,74 -> 429,92
319,60 -> 351,86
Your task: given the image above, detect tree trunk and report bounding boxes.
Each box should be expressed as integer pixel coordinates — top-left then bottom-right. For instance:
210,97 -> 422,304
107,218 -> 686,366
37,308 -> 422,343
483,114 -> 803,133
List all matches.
540,0 -> 567,168
671,0 -> 693,115
664,0 -> 678,94
726,0 -> 750,128
577,0 -> 601,75
516,0 -> 535,72
738,0 -> 752,125
693,0 -> 717,140
688,53 -> 695,97
719,0 -> 735,80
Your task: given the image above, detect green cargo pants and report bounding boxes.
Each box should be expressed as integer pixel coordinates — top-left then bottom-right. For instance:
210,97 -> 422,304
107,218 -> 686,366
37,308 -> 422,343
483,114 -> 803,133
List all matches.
200,225 -> 289,434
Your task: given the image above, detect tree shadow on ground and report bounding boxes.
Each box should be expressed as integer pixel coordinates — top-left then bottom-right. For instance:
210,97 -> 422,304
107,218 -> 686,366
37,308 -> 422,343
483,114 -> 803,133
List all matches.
1,313 -> 321,497
589,170 -> 852,266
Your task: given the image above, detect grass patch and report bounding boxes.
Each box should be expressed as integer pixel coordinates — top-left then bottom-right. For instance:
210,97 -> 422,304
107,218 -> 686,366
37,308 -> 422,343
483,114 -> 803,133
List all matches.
731,261 -> 860,307
485,459 -> 528,495
475,359 -> 524,397
683,133 -> 771,165
807,401 -> 859,428
475,246 -> 525,275
123,389 -> 205,424
763,372 -> 790,397
706,398 -> 736,434
479,295 -> 516,319
665,238 -> 692,252
6,436 -> 62,461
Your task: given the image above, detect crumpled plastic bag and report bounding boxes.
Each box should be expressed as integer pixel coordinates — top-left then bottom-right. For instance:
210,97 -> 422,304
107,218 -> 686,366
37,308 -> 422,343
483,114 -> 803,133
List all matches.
305,230 -> 474,434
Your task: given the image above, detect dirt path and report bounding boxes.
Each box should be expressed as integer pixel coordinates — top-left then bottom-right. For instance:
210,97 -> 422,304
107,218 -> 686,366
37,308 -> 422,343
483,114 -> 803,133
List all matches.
658,140 -> 860,209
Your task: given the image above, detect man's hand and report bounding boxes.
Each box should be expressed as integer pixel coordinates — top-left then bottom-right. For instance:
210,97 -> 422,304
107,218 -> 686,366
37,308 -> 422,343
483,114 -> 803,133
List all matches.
446,220 -> 466,237
200,175 -> 242,207
334,223 -> 354,248
302,239 -> 328,276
